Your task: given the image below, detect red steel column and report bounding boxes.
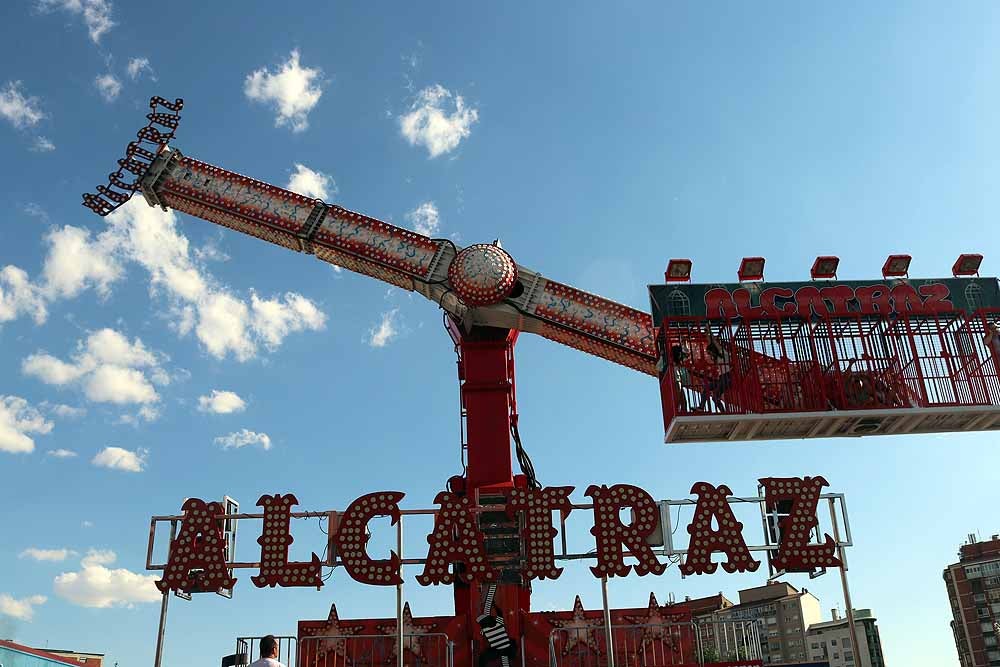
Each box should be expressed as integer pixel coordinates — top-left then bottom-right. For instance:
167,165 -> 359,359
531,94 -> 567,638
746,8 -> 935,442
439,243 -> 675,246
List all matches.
453,325 -> 527,655
460,328 -> 517,492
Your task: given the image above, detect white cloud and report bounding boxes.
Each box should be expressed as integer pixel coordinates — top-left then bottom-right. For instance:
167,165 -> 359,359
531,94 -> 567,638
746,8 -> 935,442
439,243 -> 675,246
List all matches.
107,199 -> 325,359
22,202 -> 49,221
198,390 -> 246,414
0,81 -> 45,129
116,405 -> 160,426
92,446 -> 147,472
126,57 -> 153,80
22,354 -> 87,386
193,242 -> 229,263
42,225 -> 122,299
195,291 -> 254,360
20,548 -> 76,561
81,520 -> 94,528
0,396 -> 53,454
405,201 -> 440,237
368,309 -> 399,348
0,265 -> 47,324
30,136 -> 55,152
399,84 -> 478,158
38,0 -> 115,44
3,199 -> 326,361
286,163 -> 335,200
81,548 -> 116,568
94,73 -> 122,103
46,403 -> 86,418
47,448 -> 78,458
54,551 -> 160,608
251,291 -> 326,348
23,329 -> 164,407
0,593 -> 46,621
84,366 -> 158,403
214,429 -> 271,451
244,50 -> 323,132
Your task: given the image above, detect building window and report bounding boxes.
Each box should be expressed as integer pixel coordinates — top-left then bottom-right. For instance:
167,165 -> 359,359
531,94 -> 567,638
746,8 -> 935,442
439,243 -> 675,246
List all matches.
831,639 -> 838,646
844,650 -> 854,662
811,642 -> 820,650
843,637 -> 851,648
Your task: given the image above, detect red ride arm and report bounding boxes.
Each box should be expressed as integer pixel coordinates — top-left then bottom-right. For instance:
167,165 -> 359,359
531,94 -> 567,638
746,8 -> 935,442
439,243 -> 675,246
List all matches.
83,99 -> 656,376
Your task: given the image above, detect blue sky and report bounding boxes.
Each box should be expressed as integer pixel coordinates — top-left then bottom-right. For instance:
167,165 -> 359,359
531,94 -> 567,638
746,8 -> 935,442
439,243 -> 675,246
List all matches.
2,1 -> 999,665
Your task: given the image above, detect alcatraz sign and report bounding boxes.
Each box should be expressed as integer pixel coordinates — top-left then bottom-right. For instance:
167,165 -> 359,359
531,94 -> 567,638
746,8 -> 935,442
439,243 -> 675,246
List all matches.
153,476 -> 843,595
649,277 -> 1000,321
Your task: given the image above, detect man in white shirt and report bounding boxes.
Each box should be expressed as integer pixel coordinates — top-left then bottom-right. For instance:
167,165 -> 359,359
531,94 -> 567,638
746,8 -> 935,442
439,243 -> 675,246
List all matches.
249,636 -> 285,667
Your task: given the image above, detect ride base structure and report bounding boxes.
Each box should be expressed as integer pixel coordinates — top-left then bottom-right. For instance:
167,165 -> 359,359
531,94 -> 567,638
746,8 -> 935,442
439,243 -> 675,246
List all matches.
85,98 -> 1000,667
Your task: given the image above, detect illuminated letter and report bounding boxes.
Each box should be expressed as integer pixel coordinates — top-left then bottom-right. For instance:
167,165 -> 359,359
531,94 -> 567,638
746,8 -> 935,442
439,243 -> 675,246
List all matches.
855,285 -> 893,315
680,482 -> 760,575
507,486 -> 574,581
794,286 -> 829,318
337,491 -> 404,586
251,494 -> 323,589
761,288 -> 796,317
732,288 -> 764,319
891,283 -> 924,314
759,476 -> 841,571
156,498 -> 237,594
416,492 -> 498,585
819,285 -> 854,316
705,288 -> 739,318
585,484 -> 665,577
919,283 -> 955,313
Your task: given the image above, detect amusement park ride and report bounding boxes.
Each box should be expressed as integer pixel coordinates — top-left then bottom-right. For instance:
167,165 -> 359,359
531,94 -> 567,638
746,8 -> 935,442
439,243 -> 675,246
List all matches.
84,98 -> 1000,667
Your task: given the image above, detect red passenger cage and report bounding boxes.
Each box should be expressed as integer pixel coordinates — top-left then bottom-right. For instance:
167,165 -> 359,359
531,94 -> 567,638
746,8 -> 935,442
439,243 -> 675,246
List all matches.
650,277 -> 1000,443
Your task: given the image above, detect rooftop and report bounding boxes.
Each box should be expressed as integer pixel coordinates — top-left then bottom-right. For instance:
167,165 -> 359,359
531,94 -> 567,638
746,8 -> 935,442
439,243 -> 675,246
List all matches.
0,639 -> 84,666
666,592 -> 734,615
958,534 -> 1000,563
808,609 -> 876,632
738,582 -> 800,605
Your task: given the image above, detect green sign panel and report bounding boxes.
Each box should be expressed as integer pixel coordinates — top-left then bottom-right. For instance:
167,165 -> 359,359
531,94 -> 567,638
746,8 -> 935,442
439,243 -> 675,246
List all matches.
649,277 -> 1000,322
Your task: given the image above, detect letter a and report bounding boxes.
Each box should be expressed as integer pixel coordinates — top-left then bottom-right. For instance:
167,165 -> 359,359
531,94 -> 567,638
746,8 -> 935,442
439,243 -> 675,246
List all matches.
416,492 -> 498,585
156,498 -> 236,594
680,482 -> 759,575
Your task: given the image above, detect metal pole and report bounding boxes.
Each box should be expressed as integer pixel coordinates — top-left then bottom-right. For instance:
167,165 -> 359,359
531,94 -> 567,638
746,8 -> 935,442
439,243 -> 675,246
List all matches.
153,520 -> 176,667
397,516 -> 404,667
828,499 -> 862,662
600,576 -> 616,667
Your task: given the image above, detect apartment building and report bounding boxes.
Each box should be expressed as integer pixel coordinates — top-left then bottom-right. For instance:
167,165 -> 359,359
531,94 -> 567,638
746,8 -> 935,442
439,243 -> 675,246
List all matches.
712,582 -> 822,664
807,608 -> 885,667
944,534 -> 1000,667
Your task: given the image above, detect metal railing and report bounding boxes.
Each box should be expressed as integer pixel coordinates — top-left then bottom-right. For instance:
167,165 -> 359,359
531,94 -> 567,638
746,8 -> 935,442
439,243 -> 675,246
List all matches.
549,620 -> 762,667
232,635 -> 297,666
694,620 -> 763,665
298,633 -> 454,667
